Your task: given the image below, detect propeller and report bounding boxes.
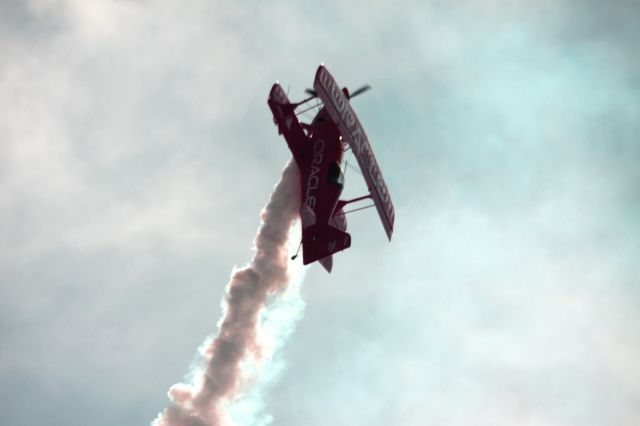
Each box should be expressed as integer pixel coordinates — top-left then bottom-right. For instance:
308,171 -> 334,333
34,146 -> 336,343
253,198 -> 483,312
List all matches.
304,84 -> 371,99
348,84 -> 371,99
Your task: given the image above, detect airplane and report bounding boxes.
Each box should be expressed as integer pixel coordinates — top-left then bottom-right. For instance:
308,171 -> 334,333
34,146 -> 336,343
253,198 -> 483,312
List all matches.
267,65 -> 395,272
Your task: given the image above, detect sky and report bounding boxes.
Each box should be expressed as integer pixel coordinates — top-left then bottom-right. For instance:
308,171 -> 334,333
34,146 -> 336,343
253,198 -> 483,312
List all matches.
1,0 -> 639,425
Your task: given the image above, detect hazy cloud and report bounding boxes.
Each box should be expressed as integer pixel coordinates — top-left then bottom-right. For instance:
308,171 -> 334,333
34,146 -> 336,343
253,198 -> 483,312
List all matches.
2,1 -> 639,425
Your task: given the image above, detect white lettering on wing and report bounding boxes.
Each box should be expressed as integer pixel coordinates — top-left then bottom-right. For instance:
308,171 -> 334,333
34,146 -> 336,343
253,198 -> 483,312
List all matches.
318,68 -> 394,225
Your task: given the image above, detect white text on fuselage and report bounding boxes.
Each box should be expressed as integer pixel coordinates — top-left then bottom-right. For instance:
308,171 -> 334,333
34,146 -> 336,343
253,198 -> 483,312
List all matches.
304,138 -> 325,209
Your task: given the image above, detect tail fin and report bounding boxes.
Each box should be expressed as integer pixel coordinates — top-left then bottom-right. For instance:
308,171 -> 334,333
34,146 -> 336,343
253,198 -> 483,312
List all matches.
302,224 -> 351,268
318,256 -> 333,273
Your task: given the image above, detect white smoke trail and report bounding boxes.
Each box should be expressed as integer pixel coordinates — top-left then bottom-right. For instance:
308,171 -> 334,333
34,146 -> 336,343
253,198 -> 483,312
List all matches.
152,160 -> 305,426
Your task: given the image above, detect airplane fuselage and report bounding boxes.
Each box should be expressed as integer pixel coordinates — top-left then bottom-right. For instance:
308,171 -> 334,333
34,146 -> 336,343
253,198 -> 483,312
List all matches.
268,81 -> 352,271
298,108 -> 345,226
267,66 -> 394,272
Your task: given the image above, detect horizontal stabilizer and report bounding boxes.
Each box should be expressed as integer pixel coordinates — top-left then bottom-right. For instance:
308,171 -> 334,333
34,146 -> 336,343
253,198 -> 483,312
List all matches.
302,224 -> 351,267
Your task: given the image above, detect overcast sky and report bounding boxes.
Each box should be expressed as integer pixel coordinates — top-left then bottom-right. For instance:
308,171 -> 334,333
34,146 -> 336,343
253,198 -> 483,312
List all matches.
1,1 -> 639,425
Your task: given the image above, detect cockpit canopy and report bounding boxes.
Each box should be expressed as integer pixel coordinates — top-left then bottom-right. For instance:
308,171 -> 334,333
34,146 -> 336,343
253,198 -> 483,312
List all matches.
326,161 -> 344,189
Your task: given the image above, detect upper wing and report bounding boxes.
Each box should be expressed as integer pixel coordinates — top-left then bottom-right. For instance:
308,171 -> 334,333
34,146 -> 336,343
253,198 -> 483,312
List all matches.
313,66 -> 395,240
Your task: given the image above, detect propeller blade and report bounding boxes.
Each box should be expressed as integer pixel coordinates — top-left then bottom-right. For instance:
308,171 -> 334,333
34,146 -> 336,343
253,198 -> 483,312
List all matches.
305,88 -> 317,97
348,84 -> 371,99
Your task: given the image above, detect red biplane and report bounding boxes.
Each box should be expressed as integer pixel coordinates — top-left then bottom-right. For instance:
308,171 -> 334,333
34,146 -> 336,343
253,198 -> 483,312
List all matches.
268,65 -> 394,272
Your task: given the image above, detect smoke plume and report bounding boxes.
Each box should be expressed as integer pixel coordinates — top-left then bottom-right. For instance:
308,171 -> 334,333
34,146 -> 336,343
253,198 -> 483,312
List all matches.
152,160 -> 304,426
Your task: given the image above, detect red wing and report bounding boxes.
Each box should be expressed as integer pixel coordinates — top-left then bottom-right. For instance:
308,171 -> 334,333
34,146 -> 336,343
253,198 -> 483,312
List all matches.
267,83 -> 306,164
269,82 -> 290,105
313,66 -> 395,240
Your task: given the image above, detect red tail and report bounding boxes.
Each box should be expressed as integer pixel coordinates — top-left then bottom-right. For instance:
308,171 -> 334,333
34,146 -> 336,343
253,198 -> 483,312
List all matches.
302,224 -> 351,266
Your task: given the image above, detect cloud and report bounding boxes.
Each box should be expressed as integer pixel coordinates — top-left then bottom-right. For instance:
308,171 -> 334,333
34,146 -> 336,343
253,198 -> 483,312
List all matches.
153,160 -> 304,426
2,1 -> 639,425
